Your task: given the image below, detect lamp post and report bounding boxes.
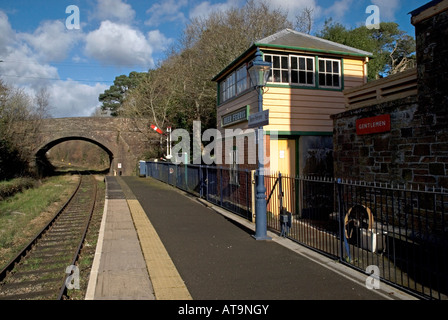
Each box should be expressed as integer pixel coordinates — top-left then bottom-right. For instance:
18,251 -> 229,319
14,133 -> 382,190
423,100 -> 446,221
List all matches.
247,48 -> 272,241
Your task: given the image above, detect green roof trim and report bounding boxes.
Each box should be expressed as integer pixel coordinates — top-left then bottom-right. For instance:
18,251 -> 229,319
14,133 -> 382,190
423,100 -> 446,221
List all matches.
254,43 -> 373,58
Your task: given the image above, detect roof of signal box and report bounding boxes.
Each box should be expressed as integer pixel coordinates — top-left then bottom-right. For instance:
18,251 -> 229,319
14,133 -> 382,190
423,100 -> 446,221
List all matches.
212,28 -> 373,82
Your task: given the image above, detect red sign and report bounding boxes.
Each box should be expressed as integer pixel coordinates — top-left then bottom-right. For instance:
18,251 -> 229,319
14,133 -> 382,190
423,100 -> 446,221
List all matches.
356,114 -> 391,135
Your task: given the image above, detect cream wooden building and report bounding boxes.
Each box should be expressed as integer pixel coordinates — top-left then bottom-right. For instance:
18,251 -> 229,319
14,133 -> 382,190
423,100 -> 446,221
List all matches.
212,29 -> 372,177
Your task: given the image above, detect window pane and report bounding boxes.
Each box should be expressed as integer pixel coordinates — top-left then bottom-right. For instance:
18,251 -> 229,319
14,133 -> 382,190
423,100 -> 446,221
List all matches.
326,61 -> 332,72
291,57 -> 298,70
265,55 -> 272,63
282,70 -> 289,83
333,75 -> 340,87
281,56 -> 289,69
299,58 -> 305,70
274,70 -> 281,82
319,74 -> 326,86
319,60 -> 325,71
307,72 -> 314,84
307,58 -> 314,71
273,56 -> 280,69
291,71 -> 298,83
333,61 -> 339,73
299,71 -> 306,84
326,74 -> 333,86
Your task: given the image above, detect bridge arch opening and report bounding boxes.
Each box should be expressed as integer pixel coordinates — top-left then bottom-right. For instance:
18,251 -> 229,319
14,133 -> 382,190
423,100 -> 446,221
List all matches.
35,136 -> 113,176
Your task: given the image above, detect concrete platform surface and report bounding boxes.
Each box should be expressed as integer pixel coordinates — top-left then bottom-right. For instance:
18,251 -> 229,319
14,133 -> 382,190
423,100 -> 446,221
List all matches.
85,176 -> 417,301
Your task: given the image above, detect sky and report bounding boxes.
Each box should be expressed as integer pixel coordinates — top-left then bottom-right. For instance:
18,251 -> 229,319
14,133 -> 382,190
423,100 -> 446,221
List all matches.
0,0 -> 428,118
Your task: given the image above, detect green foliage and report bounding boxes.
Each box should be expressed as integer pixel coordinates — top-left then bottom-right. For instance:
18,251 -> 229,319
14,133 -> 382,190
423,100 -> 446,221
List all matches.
99,71 -> 147,116
0,137 -> 29,180
0,79 -> 48,179
317,19 -> 416,80
0,177 -> 36,200
114,0 -> 291,136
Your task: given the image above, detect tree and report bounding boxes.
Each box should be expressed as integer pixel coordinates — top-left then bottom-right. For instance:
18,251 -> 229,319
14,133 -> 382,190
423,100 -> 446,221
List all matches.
118,0 -> 292,161
0,80 -> 39,179
99,71 -> 146,116
34,87 -> 52,119
295,7 -> 314,34
173,0 -> 292,129
317,20 -> 416,80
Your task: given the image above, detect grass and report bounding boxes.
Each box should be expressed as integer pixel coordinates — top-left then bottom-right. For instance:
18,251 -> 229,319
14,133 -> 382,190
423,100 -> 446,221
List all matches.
0,175 -> 79,271
0,177 -> 37,200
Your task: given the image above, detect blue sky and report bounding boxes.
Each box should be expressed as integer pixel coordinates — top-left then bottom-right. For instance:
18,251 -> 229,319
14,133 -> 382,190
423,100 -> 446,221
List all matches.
0,0 -> 428,118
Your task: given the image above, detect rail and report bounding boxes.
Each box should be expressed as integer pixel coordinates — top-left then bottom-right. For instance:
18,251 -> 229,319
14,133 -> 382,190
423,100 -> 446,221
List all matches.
0,174 -> 98,300
343,68 -> 417,110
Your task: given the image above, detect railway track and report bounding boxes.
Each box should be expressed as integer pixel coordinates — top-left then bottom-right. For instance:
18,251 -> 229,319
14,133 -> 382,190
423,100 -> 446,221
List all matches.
0,174 -> 98,300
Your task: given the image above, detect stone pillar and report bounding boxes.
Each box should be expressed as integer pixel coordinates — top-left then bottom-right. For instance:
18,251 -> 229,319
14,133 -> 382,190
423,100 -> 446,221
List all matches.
412,1 -> 448,117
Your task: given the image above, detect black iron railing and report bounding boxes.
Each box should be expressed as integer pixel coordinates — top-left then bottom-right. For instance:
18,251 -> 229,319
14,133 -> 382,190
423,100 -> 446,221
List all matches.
143,161 -> 448,300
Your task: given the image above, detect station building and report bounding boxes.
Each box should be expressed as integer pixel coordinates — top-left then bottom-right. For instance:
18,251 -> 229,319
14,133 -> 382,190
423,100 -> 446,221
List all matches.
212,28 -> 372,178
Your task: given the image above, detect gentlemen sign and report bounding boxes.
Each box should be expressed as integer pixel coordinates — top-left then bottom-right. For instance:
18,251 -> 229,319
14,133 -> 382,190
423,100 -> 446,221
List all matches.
222,107 -> 248,127
356,114 -> 391,135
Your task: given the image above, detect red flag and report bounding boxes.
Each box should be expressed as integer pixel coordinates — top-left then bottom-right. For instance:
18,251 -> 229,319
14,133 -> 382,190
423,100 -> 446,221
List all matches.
150,124 -> 164,135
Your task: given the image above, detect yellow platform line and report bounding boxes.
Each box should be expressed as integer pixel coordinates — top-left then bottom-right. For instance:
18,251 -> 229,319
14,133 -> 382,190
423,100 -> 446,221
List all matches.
127,199 -> 192,300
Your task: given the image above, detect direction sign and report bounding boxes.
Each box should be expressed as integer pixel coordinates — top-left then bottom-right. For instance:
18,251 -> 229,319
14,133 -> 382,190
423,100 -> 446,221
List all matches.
248,110 -> 269,128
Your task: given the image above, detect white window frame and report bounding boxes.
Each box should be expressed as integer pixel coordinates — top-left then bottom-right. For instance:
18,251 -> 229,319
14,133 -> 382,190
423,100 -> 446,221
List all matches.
264,54 -> 290,84
290,55 -> 315,87
236,65 -> 248,95
220,65 -> 249,104
318,58 -> 341,89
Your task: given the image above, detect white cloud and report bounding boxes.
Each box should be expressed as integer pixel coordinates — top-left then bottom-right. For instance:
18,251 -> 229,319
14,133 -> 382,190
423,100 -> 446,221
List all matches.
94,0 -> 136,24
264,0 -> 322,22
189,0 -> 242,19
84,20 -> 154,68
147,30 -> 173,52
0,12 -> 59,89
0,11 -> 14,56
372,0 -> 400,21
19,20 -> 83,62
48,81 -> 108,118
0,10 -> 110,118
323,0 -> 354,20
145,0 -> 188,26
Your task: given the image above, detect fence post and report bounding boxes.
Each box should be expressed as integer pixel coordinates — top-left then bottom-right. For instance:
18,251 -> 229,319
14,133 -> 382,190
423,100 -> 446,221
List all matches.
251,170 -> 256,223
336,178 -> 349,263
246,170 -> 249,219
220,167 -> 223,206
199,165 -> 203,198
206,166 -> 209,202
279,172 -> 283,213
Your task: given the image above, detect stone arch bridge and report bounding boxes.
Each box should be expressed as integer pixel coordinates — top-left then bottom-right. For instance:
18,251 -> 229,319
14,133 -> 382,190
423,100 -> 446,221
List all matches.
28,117 -> 157,176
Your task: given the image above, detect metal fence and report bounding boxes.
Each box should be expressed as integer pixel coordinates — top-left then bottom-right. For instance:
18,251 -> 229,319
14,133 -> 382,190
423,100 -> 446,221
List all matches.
265,173 -> 448,300
146,162 -> 252,221
143,161 -> 448,300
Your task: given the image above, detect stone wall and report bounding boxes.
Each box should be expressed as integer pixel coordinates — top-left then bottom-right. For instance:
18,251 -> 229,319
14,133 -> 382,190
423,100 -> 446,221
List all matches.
332,95 -> 448,188
415,7 -> 448,116
332,3 -> 448,189
16,117 -> 156,176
